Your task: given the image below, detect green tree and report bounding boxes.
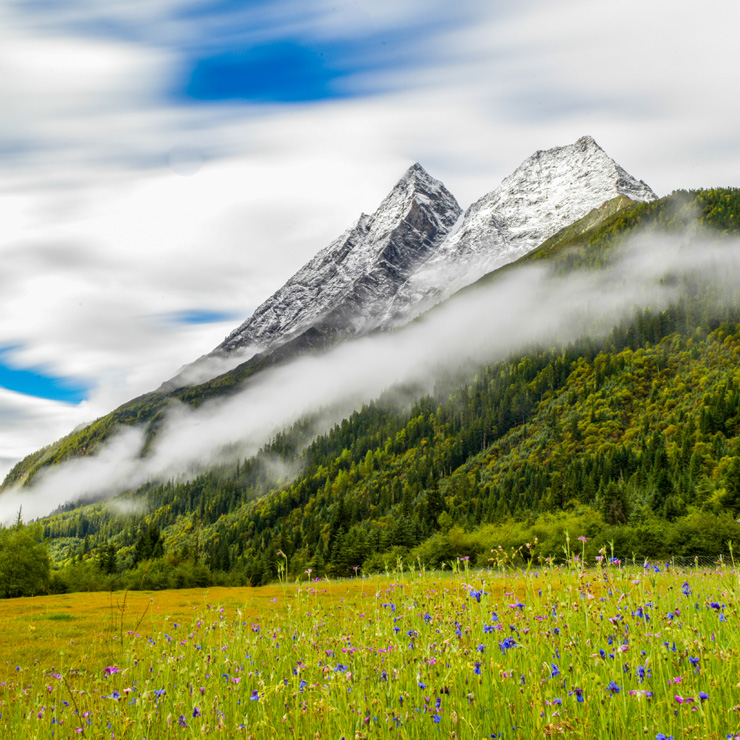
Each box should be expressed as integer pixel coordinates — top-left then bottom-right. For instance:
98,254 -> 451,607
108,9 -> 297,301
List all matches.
0,523 -> 50,598
98,543 -> 117,575
133,525 -> 164,564
722,456 -> 740,513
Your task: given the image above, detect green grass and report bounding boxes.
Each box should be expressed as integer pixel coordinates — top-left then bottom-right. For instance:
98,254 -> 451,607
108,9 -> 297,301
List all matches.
1,550 -> 739,739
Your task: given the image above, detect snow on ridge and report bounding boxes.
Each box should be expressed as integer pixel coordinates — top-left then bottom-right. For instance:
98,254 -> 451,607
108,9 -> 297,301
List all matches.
384,136 -> 657,325
215,163 -> 462,356
204,136 -> 656,371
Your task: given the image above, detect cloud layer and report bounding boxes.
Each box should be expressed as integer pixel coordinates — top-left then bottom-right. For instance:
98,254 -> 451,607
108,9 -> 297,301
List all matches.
2,0 -> 740,479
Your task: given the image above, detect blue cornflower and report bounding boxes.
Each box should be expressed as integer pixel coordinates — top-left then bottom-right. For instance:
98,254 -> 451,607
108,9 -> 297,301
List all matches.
250,690 -> 260,701
569,688 -> 584,703
550,664 -> 560,678
606,680 -> 621,695
474,662 -> 482,675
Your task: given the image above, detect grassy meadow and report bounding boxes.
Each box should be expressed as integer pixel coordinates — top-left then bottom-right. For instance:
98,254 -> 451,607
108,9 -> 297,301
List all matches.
2,549 -> 740,739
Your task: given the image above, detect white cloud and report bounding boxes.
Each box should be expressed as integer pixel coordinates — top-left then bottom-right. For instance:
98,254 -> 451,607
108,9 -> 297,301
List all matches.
0,389 -> 93,482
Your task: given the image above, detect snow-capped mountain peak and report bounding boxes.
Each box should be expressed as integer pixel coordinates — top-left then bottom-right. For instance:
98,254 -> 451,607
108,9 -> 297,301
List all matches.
384,136 -> 657,324
216,163 -> 462,356
207,136 -> 655,371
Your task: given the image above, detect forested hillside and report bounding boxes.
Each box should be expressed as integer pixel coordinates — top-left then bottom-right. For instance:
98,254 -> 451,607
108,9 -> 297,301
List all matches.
23,188 -> 740,593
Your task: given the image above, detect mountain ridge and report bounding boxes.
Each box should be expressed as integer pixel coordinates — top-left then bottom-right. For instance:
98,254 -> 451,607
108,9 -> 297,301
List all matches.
384,136 -> 657,324
190,136 -> 656,369
215,162 -> 462,356
1,137 -> 658,492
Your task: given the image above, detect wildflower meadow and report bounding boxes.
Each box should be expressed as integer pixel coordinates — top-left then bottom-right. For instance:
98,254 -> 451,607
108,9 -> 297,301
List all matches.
2,542 -> 740,739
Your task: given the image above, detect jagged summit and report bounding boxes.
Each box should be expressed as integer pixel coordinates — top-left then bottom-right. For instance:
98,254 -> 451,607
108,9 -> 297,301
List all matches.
384,136 -> 657,324
216,162 -> 462,356
209,136 -> 655,366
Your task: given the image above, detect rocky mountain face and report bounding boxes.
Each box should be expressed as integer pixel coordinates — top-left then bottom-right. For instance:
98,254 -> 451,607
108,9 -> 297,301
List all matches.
214,136 -> 656,360
384,136 -> 657,324
217,163 -> 462,355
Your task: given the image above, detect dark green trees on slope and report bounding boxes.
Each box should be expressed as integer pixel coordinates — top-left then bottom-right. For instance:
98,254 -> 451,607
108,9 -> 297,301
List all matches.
0,523 -> 50,597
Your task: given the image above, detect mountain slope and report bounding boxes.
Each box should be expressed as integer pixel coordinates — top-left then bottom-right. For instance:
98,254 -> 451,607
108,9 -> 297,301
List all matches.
34,188 -> 740,589
1,139 -> 656,492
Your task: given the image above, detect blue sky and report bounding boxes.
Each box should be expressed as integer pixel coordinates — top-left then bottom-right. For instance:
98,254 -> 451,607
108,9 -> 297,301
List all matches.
1,0 -> 740,480
0,347 -> 88,404
162,309 -> 243,325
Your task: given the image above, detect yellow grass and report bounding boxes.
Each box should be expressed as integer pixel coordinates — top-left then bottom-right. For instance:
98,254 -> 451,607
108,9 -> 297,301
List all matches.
0,580 -> 383,681
0,567 -> 569,683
